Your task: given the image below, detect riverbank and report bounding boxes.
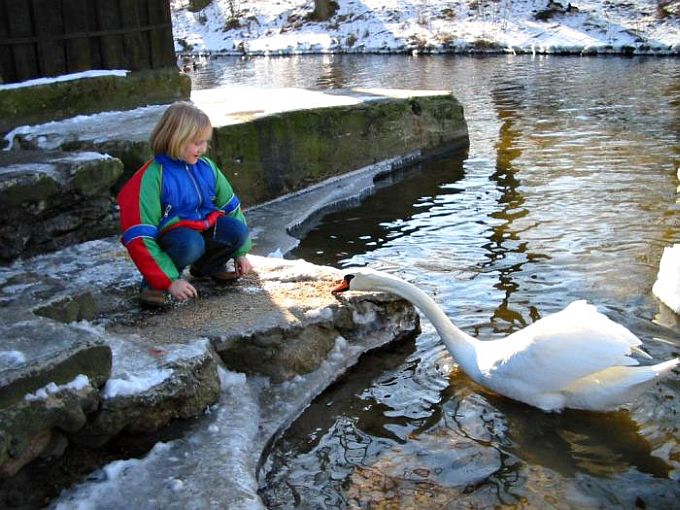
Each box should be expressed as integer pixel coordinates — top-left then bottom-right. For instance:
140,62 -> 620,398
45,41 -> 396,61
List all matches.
0,251 -> 421,509
0,86 -> 470,508
171,0 -> 680,56
1,87 -> 467,261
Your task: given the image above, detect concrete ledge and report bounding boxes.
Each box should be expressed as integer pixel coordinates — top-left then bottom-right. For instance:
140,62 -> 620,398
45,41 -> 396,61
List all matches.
7,89 -> 469,203
0,68 -> 191,136
2,87 -> 469,262
207,89 -> 469,206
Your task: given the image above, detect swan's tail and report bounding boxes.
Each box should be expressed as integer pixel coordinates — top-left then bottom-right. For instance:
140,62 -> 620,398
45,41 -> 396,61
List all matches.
648,357 -> 680,375
565,358 -> 679,411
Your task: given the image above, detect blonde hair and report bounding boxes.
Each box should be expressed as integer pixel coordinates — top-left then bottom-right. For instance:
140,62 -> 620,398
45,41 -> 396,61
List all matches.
150,101 -> 212,160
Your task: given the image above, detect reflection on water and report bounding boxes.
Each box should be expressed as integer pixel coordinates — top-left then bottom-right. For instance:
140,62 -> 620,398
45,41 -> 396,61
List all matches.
189,55 -> 680,508
486,79 -> 535,334
290,154 -> 467,267
477,388 -> 671,479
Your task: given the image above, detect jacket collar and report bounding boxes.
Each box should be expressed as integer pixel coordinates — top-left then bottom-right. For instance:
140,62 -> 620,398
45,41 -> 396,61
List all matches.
155,154 -> 194,168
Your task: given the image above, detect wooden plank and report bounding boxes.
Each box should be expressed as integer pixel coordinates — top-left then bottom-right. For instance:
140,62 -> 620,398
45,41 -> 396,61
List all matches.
9,43 -> 36,81
159,0 -> 176,67
5,0 -> 33,37
120,0 -> 145,70
137,0 -> 150,26
0,0 -> 9,39
63,0 -> 92,72
147,0 -> 175,68
0,0 -> 13,82
33,0 -> 66,76
4,0 -> 37,80
86,0 -> 102,68
147,0 -> 161,68
97,0 -> 124,69
135,0 -> 152,68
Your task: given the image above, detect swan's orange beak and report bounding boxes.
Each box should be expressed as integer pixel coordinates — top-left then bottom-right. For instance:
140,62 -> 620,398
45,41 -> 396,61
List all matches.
332,278 -> 350,294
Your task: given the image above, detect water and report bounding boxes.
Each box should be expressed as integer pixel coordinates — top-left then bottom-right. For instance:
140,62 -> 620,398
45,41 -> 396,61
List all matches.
190,55 -> 680,509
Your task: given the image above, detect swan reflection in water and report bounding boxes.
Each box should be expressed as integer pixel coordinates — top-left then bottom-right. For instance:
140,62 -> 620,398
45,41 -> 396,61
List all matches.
443,368 -> 672,480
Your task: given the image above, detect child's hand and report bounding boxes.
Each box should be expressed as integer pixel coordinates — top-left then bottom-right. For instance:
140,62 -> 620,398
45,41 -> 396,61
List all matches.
169,279 -> 198,301
236,256 -> 252,275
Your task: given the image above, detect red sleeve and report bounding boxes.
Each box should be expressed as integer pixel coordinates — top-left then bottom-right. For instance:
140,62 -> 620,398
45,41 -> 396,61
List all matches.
117,161 -> 177,290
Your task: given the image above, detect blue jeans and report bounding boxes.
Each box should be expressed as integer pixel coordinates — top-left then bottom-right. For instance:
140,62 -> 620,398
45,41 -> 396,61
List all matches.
154,216 -> 249,282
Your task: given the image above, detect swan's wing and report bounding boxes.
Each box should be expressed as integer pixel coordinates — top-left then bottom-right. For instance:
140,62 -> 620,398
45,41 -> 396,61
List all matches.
481,301 -> 644,392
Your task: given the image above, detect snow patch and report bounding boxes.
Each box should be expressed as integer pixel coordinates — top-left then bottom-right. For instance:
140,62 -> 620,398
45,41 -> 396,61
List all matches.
25,374 -> 90,401
0,350 -> 26,367
218,366 -> 248,390
353,306 -> 378,325
102,370 -> 172,399
304,307 -> 334,321
0,70 -> 129,91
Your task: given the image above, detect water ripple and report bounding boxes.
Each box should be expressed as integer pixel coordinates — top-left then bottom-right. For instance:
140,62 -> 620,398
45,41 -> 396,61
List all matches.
193,55 -> 680,508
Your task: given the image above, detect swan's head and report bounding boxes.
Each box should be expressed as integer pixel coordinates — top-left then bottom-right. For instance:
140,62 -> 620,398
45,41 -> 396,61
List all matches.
332,269 -> 404,293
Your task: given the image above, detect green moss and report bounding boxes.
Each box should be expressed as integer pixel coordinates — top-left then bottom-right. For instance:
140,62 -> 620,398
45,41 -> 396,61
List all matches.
61,140 -> 152,192
207,94 -> 468,207
71,158 -> 124,196
0,173 -> 60,206
0,68 -> 190,134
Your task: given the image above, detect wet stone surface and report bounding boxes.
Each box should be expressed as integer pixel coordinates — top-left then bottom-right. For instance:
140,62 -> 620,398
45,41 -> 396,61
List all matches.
0,245 -> 420,508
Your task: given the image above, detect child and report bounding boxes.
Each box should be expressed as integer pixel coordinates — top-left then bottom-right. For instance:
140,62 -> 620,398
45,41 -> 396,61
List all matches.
118,101 -> 253,306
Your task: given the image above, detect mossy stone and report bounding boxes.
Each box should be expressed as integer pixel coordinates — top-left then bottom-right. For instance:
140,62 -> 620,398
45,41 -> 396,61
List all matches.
0,68 -> 190,134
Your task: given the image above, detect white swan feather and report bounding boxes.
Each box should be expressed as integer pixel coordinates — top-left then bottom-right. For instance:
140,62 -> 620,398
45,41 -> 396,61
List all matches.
652,244 -> 680,313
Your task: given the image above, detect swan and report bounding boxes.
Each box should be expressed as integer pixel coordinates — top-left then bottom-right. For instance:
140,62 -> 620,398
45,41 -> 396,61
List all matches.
332,270 -> 679,412
653,244 -> 680,314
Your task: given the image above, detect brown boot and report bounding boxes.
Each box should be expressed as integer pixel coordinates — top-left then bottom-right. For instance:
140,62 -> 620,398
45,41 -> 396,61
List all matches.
208,270 -> 240,282
139,288 -> 168,307
190,265 -> 239,283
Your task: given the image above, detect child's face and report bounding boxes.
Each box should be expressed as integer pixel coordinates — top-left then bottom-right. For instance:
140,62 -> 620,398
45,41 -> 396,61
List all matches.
182,128 -> 212,164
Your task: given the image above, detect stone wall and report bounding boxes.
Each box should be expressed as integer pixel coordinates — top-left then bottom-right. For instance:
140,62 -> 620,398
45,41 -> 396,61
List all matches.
0,151 -> 124,263
211,94 -> 469,206
0,68 -> 191,135
2,91 -> 469,261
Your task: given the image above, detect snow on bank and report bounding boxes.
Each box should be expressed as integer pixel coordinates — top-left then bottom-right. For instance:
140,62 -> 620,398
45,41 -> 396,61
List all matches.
170,0 -> 680,56
0,70 -> 129,90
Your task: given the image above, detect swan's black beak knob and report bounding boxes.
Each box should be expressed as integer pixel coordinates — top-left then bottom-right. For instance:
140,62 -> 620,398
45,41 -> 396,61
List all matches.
331,274 -> 354,293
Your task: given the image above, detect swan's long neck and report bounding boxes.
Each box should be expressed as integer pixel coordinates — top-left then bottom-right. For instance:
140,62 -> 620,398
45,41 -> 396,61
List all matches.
373,277 -> 480,366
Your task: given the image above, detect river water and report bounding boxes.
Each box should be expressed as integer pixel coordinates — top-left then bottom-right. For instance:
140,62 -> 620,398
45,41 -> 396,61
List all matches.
190,55 -> 680,509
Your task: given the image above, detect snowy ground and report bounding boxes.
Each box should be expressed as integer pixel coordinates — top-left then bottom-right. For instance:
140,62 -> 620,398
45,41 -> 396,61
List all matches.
170,0 -> 680,56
